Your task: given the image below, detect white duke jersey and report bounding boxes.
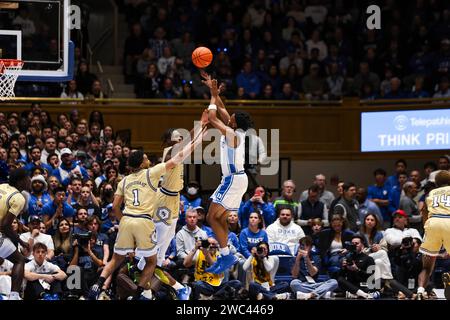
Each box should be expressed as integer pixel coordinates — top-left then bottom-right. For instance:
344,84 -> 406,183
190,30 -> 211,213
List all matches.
220,130 -> 245,177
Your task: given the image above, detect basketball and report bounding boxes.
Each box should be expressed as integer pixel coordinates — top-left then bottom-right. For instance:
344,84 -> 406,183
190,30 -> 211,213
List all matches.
192,47 -> 213,69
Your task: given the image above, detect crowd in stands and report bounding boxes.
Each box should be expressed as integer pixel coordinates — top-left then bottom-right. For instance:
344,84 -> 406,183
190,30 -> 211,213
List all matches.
0,103 -> 448,300
116,0 -> 450,100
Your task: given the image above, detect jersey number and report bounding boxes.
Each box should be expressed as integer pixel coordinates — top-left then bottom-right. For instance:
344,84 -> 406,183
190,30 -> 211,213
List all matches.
432,195 -> 450,208
132,189 -> 140,206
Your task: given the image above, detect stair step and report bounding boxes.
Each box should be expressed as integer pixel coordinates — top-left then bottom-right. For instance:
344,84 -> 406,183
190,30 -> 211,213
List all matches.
101,65 -> 123,73
113,84 -> 135,92
113,92 -> 136,98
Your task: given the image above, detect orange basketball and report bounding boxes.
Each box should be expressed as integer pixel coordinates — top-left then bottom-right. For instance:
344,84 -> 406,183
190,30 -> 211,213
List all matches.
192,47 -> 213,68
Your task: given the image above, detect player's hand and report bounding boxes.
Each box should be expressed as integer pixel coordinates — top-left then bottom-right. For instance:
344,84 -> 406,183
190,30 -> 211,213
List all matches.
200,70 -> 212,88
218,83 -> 225,95
211,79 -> 219,97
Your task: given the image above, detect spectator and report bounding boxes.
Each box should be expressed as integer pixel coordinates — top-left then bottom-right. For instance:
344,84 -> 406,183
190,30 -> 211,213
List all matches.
352,62 -> 380,96
267,206 -> 304,255
326,62 -> 346,99
299,174 -> 335,209
41,186 -> 75,235
27,175 -> 52,217
438,155 -> 450,170
384,210 -> 422,250
20,215 -> 55,260
148,27 -> 169,60
276,82 -> 299,100
409,170 -> 424,202
195,206 -> 213,237
336,235 -> 380,299
40,137 -> 59,165
356,187 -> 383,225
333,183 -> 360,232
52,149 -> 89,187
185,237 -> 242,300
75,61 -> 97,96
297,185 -> 328,235
386,159 -> 408,191
317,213 -> 354,275
60,80 -> 84,100
290,236 -> 338,300
282,17 -> 301,42
409,76 -> 430,98
392,237 -> 424,294
52,218 -> 73,267
123,23 -> 148,81
137,63 -> 163,98
67,178 -> 83,207
86,216 -> 109,267
273,180 -> 298,220
383,77 -> 407,99
260,84 -> 275,100
176,209 -> 208,261
227,211 -> 241,236
388,172 -> 409,214
367,168 -> 390,226
236,61 -> 261,99
24,243 -> 67,300
157,46 -> 176,76
0,257 -> 13,298
432,76 -> 450,101
306,29 -> 328,61
88,80 -> 108,99
302,64 -> 327,100
245,241 -> 290,300
239,212 -> 268,259
399,182 -> 422,232
156,78 -> 180,99
304,0 -> 328,25
358,214 -> 384,247
73,186 -> 101,218
239,186 -> 275,229
279,47 -> 303,76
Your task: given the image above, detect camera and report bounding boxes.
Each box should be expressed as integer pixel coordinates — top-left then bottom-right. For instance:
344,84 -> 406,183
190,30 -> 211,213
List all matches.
256,247 -> 264,254
344,242 -> 357,264
73,231 -> 92,247
401,237 -> 413,249
201,239 -> 210,248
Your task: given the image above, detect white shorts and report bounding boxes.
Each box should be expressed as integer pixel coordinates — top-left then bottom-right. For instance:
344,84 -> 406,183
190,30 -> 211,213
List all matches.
210,172 -> 248,212
0,234 -> 17,259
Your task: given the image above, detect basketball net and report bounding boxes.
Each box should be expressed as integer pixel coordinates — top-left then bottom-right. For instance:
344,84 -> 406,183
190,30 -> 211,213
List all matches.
0,59 -> 24,101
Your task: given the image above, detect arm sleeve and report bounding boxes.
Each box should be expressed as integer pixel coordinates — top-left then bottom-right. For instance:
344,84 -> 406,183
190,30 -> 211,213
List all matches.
242,255 -> 253,271
176,232 -> 187,260
266,226 -> 276,243
263,256 -> 275,272
261,203 -> 276,226
239,231 -> 251,258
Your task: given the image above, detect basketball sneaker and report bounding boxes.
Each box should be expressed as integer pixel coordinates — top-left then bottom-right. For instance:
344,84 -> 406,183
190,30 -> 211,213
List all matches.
176,285 -> 192,300
443,272 -> 450,300
205,254 -> 238,274
87,284 -> 102,300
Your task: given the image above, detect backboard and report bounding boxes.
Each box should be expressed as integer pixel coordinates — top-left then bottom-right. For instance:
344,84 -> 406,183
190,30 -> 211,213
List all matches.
0,0 -> 73,82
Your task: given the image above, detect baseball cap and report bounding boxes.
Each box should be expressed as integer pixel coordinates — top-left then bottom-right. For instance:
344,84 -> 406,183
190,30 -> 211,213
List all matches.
194,206 -> 205,212
60,148 -> 72,156
28,215 -> 42,224
75,150 -> 87,158
392,209 -> 408,218
31,174 -> 48,190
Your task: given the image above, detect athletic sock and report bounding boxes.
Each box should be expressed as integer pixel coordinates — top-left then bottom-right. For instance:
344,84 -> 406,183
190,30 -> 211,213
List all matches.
417,287 -> 425,294
9,292 -> 20,299
154,268 -> 171,286
141,289 -> 153,300
220,247 -> 230,256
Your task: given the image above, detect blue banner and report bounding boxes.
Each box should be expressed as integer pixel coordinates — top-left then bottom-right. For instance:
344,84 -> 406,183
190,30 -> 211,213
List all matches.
361,109 -> 450,152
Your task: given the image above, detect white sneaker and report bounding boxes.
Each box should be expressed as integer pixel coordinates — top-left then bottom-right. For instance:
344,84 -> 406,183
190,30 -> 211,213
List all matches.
324,291 -> 335,300
275,293 -> 290,300
256,293 -> 264,300
296,291 -> 310,300
346,291 -> 358,299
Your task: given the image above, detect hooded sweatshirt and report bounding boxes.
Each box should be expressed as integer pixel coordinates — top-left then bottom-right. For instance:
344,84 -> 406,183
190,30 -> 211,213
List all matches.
266,218 -> 305,255
175,225 -> 207,260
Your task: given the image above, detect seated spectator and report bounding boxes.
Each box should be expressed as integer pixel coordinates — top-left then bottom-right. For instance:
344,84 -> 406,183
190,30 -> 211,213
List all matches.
297,185 -> 328,235
352,62 -> 380,96
148,27 -> 169,60
383,77 -> 407,99
317,213 -> 354,275
358,213 -> 384,248
24,243 -> 67,300
67,178 -> 83,206
336,235 -> 380,299
101,203 -> 119,243
300,174 -> 335,209
86,216 -> 109,267
75,61 -> 97,95
60,80 -> 84,100
245,241 -> 290,300
333,183 -> 360,232
52,218 -> 73,270
156,78 -> 181,99
273,180 -> 298,220
356,187 -> 383,225
27,175 -> 52,218
20,215 -> 55,260
236,61 -> 261,99
239,186 -> 275,229
41,186 -> 75,235
384,210 -> 422,251
73,207 -> 89,233
157,46 -> 176,77
267,206 -> 305,254
326,62 -> 346,99
432,76 -> 450,101
260,84 -> 276,100
409,76 -> 430,98
87,80 -> 108,99
176,208 -> 208,261
52,149 -> 89,187
185,237 -> 242,300
302,64 -> 328,100
310,218 -> 323,246
136,63 -> 163,98
290,236 -> 338,300
279,47 -> 303,76
123,23 -> 148,81
227,211 -> 241,236
276,82 -> 299,100
195,206 -> 213,237
40,137 -> 59,165
306,30 -> 328,61
239,212 -> 268,259
73,185 -> 102,218
0,257 -> 13,298
392,237 -> 424,294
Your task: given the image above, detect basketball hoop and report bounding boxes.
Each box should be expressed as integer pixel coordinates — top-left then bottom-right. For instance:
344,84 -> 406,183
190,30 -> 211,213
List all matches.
0,59 -> 24,101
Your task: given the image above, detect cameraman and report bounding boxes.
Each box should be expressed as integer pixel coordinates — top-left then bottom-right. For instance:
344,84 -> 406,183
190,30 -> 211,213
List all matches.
393,237 -> 423,292
69,231 -> 104,297
244,241 -> 291,300
337,235 -> 380,299
185,237 -> 242,300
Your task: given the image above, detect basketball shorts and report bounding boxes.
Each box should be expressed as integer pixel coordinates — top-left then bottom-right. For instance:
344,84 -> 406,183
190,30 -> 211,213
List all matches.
114,214 -> 157,257
0,233 -> 16,259
210,172 -> 248,212
419,215 -> 450,256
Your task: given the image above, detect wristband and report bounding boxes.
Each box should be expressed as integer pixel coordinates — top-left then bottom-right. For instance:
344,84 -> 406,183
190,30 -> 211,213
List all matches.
208,104 -> 217,110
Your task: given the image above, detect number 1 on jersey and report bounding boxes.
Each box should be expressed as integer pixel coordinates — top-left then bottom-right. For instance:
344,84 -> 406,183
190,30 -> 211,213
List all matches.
132,189 -> 140,206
